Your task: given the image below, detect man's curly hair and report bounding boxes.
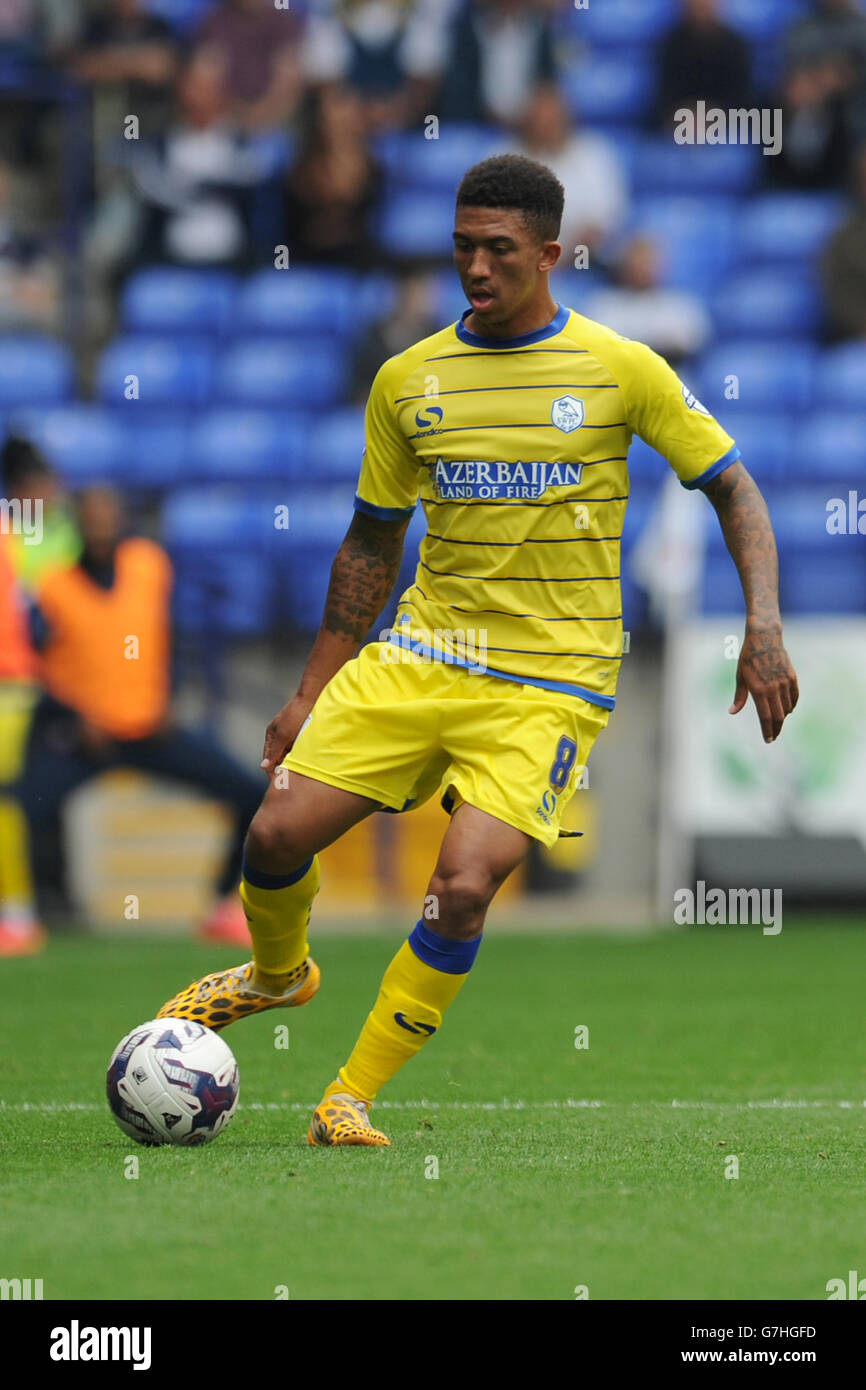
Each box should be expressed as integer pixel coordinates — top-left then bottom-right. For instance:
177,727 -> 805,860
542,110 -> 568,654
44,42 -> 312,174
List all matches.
456,155 -> 564,243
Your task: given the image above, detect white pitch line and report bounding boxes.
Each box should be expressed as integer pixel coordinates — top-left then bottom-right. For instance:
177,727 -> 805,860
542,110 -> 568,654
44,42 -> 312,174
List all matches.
2,1098 -> 865,1114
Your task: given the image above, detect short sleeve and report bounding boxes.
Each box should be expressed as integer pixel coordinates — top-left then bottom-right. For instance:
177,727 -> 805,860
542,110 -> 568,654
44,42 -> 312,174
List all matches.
354,358 -> 423,520
622,340 -> 740,490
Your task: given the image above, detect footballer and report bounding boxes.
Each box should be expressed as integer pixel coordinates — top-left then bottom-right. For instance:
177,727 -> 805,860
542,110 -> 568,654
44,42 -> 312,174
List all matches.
157,156 -> 799,1146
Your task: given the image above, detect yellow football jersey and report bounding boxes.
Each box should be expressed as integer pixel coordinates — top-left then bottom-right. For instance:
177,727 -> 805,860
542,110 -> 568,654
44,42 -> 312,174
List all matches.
355,304 -> 739,709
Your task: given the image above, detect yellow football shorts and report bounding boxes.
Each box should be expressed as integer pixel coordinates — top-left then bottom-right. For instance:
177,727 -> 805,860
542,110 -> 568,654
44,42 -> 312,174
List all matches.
284,643 -> 610,848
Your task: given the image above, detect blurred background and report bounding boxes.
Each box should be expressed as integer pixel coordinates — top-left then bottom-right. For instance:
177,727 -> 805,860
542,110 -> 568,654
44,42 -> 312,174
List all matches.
1,0 -> 865,950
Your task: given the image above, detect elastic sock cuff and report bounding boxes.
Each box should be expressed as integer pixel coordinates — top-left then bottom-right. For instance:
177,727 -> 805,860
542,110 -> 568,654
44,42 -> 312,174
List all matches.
408,919 -> 481,975
242,856 -> 314,890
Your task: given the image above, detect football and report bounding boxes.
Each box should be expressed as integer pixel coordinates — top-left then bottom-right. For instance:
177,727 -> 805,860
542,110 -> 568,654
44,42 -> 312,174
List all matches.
106,1018 -> 239,1147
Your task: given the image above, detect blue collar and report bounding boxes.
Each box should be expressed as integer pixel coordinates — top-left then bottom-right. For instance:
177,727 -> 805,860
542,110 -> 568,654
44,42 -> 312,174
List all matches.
455,302 -> 569,349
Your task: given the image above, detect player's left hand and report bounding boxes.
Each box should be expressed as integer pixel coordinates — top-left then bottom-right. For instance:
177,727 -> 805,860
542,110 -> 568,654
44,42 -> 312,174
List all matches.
729,625 -> 799,743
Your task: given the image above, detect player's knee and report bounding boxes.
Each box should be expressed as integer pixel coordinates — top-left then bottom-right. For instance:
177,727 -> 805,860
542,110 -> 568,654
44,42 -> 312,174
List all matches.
427,868 -> 496,936
244,808 -> 308,875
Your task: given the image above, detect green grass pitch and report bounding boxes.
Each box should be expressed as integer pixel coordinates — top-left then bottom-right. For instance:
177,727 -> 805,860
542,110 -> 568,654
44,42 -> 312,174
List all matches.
1,920 -> 864,1301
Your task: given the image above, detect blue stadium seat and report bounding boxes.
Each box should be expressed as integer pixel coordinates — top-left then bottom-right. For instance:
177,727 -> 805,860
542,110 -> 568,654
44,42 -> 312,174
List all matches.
631,196 -> 737,291
0,337 -> 74,407
142,0 -> 215,36
696,339 -> 816,410
793,411 -> 866,483
10,406 -> 123,485
701,550 -> 752,613
632,138 -> 759,197
550,267 -> 608,314
188,409 -> 308,484
275,486 -> 356,632
711,410 -> 795,483
627,436 -> 670,482
563,54 -> 653,125
375,126 -> 501,191
216,338 -> 345,408
234,267 -> 357,340
739,193 -> 845,264
816,343 -> 866,409
97,336 -> 215,407
117,410 -> 191,490
379,189 -> 455,260
308,408 -> 365,483
719,0 -> 809,41
711,268 -> 823,338
120,268 -> 237,337
781,547 -> 866,615
568,0 -> 676,43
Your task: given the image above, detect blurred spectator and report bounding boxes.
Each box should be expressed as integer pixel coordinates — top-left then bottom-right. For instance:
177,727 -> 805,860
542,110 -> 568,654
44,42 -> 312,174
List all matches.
769,0 -> 866,188
652,0 -> 751,133
194,0 -> 305,132
0,0 -> 80,62
284,83 -> 383,268
302,0 -> 452,133
0,157 -> 62,331
437,0 -> 557,128
584,235 -> 711,366
515,85 -> 628,261
15,486 -> 265,951
350,269 -> 438,400
128,54 -> 264,268
71,0 -> 179,132
2,436 -> 79,593
822,141 -> 866,338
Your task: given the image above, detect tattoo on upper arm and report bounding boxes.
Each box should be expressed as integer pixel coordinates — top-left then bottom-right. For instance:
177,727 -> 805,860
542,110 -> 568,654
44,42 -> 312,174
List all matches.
322,512 -> 408,641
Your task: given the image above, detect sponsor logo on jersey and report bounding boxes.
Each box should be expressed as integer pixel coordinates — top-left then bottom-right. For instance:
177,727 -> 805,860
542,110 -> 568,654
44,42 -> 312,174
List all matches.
393,1012 -> 437,1036
414,404 -> 444,431
681,384 -> 710,415
551,394 -> 585,433
432,457 -> 584,500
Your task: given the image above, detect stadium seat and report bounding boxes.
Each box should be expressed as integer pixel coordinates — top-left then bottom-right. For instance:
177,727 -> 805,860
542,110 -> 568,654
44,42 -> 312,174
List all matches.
781,547 -> 866,615
793,411 -> 866,483
711,410 -> 795,483
815,342 -> 866,410
562,54 -> 653,125
711,268 -> 823,338
120,268 -> 237,337
739,193 -> 845,265
117,410 -> 191,490
10,405 -> 123,485
567,0 -> 676,43
701,549 -> 753,613
234,267 -> 357,340
632,138 -> 759,197
308,408 -> 365,483
719,0 -> 809,41
0,336 -> 74,407
188,409 -> 308,484
696,339 -> 816,411
141,0 -> 214,36
631,196 -> 737,291
378,189 -> 456,260
627,437 -> 670,483
97,336 -> 215,407
216,338 -> 346,409
375,126 -> 501,192
275,486 -> 357,633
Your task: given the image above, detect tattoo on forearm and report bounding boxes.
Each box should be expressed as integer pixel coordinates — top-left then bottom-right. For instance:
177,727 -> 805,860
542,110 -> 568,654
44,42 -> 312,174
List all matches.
703,462 -> 780,628
322,514 -> 405,643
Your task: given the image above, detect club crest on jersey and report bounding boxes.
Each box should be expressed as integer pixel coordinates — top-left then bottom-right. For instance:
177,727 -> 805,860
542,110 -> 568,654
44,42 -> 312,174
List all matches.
432,457 -> 584,500
551,394 -> 585,433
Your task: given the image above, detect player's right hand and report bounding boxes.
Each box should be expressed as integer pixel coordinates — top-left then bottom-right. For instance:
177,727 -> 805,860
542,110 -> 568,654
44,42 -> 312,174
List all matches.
260,695 -> 314,774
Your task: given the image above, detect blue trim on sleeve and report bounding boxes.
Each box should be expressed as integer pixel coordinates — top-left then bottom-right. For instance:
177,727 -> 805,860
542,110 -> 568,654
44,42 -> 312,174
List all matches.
455,303 -> 570,349
242,856 -> 313,890
680,445 -> 741,491
353,493 -> 417,521
409,919 -> 482,975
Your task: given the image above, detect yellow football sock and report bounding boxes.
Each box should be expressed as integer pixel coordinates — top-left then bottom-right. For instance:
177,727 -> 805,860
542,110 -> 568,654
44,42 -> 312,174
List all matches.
340,920 -> 482,1102
0,795 -> 36,914
240,854 -> 320,987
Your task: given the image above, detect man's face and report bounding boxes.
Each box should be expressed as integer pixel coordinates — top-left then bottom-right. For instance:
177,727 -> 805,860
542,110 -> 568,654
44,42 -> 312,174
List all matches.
452,206 -> 559,328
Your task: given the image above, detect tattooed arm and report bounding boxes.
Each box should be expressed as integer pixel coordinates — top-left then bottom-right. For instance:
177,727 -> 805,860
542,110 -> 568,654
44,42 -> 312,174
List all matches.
702,461 -> 798,743
261,510 -> 409,770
